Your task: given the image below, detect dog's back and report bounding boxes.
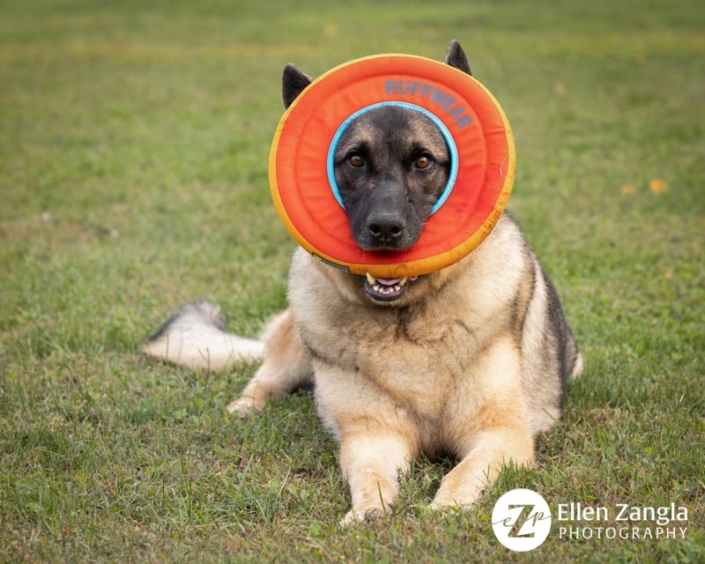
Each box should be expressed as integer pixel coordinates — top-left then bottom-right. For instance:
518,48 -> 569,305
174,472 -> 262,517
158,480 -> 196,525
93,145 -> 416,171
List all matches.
489,214 -> 583,432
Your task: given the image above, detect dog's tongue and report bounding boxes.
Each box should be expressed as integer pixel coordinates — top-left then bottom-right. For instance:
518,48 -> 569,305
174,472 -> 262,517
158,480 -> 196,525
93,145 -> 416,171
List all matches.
365,274 -> 420,286
376,278 -> 402,286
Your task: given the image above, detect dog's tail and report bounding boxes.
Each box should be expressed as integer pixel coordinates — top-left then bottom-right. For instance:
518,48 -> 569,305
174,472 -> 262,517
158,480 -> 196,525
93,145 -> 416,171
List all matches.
142,302 -> 264,370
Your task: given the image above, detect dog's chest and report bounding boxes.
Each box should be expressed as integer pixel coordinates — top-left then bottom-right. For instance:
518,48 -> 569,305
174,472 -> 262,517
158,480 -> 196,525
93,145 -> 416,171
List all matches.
307,304 -> 484,415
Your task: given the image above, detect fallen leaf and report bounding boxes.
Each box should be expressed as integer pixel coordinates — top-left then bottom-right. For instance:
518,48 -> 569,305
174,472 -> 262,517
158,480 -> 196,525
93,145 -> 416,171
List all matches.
649,178 -> 669,194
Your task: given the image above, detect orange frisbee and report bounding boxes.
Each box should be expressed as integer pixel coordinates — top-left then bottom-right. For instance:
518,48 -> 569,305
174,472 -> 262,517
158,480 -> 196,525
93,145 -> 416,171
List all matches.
270,54 -> 515,278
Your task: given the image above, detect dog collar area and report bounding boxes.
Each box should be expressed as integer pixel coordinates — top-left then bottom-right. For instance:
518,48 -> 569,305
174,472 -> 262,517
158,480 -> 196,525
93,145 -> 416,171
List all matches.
270,54 -> 516,279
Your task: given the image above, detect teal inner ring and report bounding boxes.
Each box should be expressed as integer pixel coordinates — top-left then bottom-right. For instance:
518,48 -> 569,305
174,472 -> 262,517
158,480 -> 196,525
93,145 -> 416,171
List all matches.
326,102 -> 459,215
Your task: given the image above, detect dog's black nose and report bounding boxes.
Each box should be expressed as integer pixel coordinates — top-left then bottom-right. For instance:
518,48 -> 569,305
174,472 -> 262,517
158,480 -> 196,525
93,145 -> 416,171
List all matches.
367,212 -> 405,245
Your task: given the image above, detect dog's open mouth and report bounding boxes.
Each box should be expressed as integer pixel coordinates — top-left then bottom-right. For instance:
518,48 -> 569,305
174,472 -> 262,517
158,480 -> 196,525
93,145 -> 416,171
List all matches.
364,273 -> 419,302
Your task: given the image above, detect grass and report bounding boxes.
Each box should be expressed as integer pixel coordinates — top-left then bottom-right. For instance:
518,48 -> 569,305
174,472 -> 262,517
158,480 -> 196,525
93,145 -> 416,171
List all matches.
1,0 -> 703,561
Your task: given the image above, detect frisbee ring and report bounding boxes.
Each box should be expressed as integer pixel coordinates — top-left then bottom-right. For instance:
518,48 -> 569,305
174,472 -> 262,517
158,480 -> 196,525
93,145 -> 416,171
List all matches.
269,54 -> 515,278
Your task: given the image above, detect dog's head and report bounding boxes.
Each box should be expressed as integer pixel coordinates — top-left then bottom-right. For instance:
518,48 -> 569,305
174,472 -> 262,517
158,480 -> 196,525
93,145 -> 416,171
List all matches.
282,41 -> 473,305
329,105 -> 451,252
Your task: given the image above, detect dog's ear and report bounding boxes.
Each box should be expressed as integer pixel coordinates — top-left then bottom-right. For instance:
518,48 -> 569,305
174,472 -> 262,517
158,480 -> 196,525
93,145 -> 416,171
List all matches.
282,64 -> 313,109
444,40 -> 472,76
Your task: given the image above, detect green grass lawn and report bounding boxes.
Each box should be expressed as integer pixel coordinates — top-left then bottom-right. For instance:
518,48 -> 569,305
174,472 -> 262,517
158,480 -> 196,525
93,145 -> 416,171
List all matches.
1,0 -> 703,561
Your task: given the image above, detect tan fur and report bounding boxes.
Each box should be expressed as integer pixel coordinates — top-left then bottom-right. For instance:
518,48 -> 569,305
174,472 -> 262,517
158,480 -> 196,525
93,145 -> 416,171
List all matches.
145,42 -> 582,524
225,214 -> 582,524
227,311 -> 312,414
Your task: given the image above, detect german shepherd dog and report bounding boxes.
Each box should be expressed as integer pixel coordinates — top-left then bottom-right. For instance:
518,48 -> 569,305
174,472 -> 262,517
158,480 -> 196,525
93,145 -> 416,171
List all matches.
145,41 -> 583,525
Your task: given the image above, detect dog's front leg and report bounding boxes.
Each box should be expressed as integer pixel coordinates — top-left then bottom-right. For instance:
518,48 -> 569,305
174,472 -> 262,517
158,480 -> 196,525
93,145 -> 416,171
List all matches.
338,428 -> 415,526
429,424 -> 534,509
431,335 -> 535,509
227,310 -> 312,414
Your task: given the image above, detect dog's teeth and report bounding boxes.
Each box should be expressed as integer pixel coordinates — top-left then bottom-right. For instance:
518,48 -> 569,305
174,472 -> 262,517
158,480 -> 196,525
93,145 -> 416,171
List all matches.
365,272 -> 413,298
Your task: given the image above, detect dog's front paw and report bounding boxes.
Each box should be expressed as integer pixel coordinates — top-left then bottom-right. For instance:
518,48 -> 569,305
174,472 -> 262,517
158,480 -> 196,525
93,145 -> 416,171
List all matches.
339,502 -> 395,527
225,396 -> 261,416
428,484 -> 482,511
427,499 -> 471,512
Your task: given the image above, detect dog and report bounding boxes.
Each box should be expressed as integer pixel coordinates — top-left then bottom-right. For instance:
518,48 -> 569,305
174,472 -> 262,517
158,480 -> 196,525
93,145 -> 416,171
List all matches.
144,40 -> 583,525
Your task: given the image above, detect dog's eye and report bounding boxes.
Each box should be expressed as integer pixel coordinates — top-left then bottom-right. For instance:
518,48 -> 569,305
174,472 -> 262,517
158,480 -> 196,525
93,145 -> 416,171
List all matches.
415,156 -> 433,170
347,154 -> 365,168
